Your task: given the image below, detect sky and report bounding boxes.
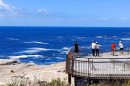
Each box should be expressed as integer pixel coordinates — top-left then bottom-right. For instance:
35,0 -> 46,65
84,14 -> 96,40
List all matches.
0,0 -> 130,27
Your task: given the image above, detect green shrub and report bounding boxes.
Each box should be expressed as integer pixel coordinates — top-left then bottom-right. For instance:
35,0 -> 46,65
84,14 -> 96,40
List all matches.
37,78 -> 69,86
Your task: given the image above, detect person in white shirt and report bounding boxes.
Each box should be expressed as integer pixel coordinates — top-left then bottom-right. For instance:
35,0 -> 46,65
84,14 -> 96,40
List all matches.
91,41 -> 96,56
119,41 -> 124,55
95,42 -> 100,56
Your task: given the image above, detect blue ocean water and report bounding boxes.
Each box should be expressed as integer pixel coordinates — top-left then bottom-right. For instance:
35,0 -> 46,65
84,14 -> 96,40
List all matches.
0,27 -> 130,65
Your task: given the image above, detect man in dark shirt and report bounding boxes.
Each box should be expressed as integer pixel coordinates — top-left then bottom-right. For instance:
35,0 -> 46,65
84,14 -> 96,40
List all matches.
74,41 -> 79,57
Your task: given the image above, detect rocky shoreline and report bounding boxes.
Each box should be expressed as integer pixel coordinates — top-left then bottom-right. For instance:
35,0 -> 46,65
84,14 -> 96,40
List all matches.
0,59 -> 68,85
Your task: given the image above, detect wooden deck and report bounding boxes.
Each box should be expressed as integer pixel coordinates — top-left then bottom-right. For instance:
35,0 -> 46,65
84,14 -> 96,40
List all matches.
66,53 -> 130,79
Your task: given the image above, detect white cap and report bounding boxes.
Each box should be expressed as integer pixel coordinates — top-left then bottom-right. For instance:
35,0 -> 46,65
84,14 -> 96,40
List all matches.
119,41 -> 122,43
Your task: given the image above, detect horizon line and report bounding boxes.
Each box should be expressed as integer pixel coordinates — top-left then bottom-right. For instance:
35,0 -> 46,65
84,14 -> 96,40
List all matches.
0,26 -> 130,28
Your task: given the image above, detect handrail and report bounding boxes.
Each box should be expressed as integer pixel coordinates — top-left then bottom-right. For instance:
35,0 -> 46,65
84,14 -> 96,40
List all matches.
76,57 -> 130,59
66,56 -> 130,79
66,46 -> 130,77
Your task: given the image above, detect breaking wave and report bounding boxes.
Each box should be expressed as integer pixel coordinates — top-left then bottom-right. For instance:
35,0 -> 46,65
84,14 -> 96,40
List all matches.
6,38 -> 20,41
121,38 -> 130,41
58,47 -> 71,54
24,41 -> 48,44
96,36 -> 103,38
76,36 -> 86,39
17,47 -> 52,54
8,55 -> 44,59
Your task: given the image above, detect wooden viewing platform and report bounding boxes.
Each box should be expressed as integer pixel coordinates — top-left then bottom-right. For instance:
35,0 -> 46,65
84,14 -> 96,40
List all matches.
66,52 -> 130,85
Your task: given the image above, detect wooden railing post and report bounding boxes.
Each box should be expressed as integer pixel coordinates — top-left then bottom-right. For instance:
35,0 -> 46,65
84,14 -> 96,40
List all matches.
68,74 -> 71,85
66,55 -> 72,85
66,53 -> 75,85
71,57 -> 74,74
65,55 -> 69,73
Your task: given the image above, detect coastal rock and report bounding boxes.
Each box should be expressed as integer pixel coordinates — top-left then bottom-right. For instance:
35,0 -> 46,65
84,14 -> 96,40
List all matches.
0,59 -> 68,85
0,59 -> 20,65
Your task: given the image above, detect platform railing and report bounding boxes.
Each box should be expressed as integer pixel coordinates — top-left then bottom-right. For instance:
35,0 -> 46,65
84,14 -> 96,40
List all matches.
66,57 -> 130,79
66,47 -> 130,79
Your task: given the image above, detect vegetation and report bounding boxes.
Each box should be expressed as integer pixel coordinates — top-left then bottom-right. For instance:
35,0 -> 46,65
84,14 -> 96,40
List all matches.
6,75 -> 130,86
37,78 -> 69,86
6,78 -> 69,86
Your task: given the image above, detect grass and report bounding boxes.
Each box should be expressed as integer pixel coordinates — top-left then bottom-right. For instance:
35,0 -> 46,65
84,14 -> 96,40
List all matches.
37,78 -> 69,86
6,78 -> 69,86
6,75 -> 130,86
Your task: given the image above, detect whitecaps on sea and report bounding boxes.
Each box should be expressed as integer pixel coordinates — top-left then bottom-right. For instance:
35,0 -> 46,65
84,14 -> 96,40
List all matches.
121,38 -> 130,41
17,47 -> 52,54
6,38 -> 20,41
55,57 -> 65,60
76,37 -> 86,39
58,47 -> 72,55
80,46 -> 91,49
24,41 -> 48,44
96,36 -> 103,38
8,55 -> 44,59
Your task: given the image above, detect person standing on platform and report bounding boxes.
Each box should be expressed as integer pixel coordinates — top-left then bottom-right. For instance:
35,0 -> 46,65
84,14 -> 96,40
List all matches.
74,41 -> 79,57
95,42 -> 100,56
91,41 -> 96,56
111,43 -> 116,56
119,41 -> 124,55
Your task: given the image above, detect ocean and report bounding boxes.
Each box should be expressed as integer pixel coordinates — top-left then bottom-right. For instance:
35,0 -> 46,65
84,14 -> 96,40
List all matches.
0,27 -> 130,65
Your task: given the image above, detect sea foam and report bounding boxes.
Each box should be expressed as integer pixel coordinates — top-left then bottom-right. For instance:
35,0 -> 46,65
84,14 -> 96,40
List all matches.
24,41 -> 48,44
76,37 -> 86,39
96,36 -> 103,38
58,47 -> 72,54
6,38 -> 20,41
121,38 -> 130,41
17,48 -> 52,54
9,55 -> 43,59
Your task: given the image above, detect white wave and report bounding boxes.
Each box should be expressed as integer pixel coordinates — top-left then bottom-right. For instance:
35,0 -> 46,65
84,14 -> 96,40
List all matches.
55,57 -> 65,59
18,47 -> 52,54
96,36 -> 103,38
59,51 -> 68,54
121,38 -> 130,41
113,36 -> 117,38
24,41 -> 48,44
6,38 -> 19,41
9,55 -> 44,59
80,46 -> 91,49
58,47 -> 71,54
76,37 -> 86,39
62,47 -> 71,50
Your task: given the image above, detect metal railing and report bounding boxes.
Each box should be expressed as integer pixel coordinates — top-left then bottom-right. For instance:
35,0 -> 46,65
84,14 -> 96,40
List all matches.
66,57 -> 130,79
66,47 -> 130,79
